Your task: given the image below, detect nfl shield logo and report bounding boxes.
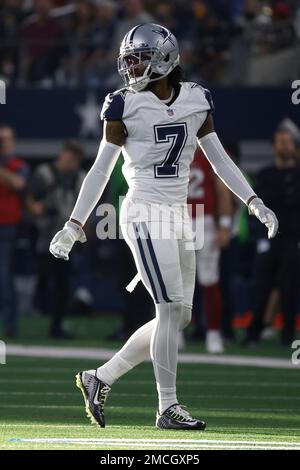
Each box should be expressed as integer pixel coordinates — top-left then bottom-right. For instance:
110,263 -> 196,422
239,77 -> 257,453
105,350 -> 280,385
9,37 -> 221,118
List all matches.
167,109 -> 174,116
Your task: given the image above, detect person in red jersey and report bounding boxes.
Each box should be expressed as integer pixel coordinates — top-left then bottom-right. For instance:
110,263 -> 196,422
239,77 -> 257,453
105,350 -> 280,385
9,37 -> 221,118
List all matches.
188,146 -> 232,353
0,124 -> 28,337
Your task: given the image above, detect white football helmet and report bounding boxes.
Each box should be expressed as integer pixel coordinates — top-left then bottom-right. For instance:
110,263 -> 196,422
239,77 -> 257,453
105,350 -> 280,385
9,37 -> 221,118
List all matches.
118,23 -> 180,92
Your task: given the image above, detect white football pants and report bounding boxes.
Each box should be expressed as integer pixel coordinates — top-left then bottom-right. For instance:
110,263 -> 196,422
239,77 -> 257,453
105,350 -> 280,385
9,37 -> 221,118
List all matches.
96,198 -> 195,413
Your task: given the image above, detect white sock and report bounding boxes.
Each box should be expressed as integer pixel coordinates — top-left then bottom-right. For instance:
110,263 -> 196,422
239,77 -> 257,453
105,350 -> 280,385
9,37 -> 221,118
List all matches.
156,385 -> 177,414
96,318 -> 156,386
93,301 -> 187,412
150,302 -> 183,414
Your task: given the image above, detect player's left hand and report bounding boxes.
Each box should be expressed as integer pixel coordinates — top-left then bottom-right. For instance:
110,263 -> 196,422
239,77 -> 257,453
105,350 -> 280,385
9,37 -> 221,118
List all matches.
248,197 -> 279,239
49,220 -> 86,260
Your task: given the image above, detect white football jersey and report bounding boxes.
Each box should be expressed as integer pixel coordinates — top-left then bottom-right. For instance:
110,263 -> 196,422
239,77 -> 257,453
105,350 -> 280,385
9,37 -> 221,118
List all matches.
101,81 -> 213,205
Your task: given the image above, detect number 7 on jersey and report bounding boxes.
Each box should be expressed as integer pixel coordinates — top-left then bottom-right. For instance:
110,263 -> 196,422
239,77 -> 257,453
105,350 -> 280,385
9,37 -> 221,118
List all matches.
154,122 -> 188,178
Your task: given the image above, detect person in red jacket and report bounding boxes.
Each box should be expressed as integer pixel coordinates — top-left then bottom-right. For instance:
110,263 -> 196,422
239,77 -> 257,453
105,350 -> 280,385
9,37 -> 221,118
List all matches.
0,124 -> 28,337
188,147 -> 232,353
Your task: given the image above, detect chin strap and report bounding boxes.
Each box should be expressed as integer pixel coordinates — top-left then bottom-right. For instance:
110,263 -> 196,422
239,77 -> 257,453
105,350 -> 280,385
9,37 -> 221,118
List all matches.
129,61 -> 179,92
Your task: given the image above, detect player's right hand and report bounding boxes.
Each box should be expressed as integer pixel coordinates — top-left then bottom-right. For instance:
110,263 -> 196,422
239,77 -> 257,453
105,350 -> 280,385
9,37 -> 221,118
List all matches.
49,220 -> 87,261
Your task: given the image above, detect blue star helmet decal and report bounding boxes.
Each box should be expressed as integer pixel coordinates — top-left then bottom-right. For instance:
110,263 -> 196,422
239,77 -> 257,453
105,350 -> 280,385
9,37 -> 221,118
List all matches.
152,27 -> 176,47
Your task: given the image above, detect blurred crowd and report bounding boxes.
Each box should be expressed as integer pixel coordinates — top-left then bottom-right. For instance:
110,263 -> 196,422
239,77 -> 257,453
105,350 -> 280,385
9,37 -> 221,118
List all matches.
0,120 -> 300,349
0,0 -> 300,87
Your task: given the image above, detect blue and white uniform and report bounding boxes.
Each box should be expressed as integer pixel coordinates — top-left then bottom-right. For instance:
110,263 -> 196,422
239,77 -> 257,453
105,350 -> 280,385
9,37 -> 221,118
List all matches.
50,24 -> 275,422
101,82 -> 213,306
101,82 -> 213,205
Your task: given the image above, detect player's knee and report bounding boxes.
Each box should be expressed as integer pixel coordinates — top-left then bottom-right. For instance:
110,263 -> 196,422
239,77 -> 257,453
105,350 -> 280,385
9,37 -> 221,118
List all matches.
162,292 -> 184,304
156,300 -> 184,326
179,305 -> 192,330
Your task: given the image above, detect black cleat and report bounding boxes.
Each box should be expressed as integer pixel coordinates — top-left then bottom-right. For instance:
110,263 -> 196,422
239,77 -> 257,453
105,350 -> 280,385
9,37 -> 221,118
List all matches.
156,404 -> 206,430
75,370 -> 111,428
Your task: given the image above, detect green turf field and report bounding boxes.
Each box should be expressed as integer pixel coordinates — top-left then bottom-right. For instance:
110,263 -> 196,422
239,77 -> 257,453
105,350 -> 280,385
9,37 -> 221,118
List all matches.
1,356 -> 300,450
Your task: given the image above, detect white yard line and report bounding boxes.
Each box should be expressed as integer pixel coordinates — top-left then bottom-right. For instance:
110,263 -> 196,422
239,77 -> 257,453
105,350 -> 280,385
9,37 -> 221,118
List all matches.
1,367 -> 295,376
1,391 -> 300,400
2,404 -> 300,413
7,444 -> 300,449
6,344 -> 296,369
10,437 -> 300,449
4,425 -> 300,433
1,378 -> 300,387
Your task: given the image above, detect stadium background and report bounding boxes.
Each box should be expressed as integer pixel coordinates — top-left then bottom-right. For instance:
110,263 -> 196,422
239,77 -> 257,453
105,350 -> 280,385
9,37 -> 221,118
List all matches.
1,0 -> 300,451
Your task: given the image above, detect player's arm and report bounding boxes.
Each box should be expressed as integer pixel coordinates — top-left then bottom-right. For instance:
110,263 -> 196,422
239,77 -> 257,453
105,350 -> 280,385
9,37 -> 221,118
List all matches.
69,120 -> 125,228
49,120 -> 125,260
197,114 -> 278,239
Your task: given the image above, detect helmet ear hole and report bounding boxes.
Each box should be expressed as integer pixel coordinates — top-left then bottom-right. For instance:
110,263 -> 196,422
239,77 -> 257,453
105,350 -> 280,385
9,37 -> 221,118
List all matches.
164,54 -> 170,62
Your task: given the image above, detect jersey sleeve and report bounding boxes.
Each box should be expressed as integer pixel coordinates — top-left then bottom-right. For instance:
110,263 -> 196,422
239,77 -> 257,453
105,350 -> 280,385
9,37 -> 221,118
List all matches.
100,91 -> 125,121
203,87 -> 215,114
190,82 -> 215,114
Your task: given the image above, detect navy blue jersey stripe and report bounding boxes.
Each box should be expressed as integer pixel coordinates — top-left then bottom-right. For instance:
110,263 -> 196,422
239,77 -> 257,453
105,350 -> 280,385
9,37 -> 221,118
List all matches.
134,223 -> 159,303
101,92 -> 125,121
204,88 -> 215,113
141,222 -> 171,303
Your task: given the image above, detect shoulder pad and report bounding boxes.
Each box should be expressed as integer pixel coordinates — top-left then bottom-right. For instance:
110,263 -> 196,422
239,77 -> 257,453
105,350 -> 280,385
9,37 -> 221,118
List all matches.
189,82 -> 215,113
100,88 -> 129,121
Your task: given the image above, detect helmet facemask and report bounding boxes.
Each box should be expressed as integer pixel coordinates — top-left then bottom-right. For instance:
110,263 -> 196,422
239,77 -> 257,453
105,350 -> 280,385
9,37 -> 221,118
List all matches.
118,46 -> 178,92
118,24 -> 180,92
118,47 -> 162,92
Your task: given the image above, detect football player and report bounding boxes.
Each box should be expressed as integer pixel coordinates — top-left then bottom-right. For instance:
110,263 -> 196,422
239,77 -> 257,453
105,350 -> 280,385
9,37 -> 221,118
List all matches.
49,24 -> 278,430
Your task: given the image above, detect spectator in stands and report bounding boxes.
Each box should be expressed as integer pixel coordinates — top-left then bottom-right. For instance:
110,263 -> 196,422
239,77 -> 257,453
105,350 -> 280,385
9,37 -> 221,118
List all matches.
72,0 -> 96,51
0,0 -> 29,83
277,118 -> 300,160
245,128 -> 300,346
18,0 -> 65,84
91,0 -> 117,49
189,1 -> 231,82
81,0 -> 118,87
69,0 -> 96,83
0,124 -> 28,338
0,0 -> 298,87
27,140 -> 85,338
152,1 -> 178,34
113,0 -> 154,52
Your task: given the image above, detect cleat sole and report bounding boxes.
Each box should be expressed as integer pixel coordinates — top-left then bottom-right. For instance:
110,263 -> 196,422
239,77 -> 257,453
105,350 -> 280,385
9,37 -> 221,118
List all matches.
75,373 -> 104,428
156,423 -> 206,430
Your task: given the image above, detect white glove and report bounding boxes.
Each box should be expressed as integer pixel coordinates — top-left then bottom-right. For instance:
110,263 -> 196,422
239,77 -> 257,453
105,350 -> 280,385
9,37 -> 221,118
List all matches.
49,221 -> 87,260
248,197 -> 279,239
